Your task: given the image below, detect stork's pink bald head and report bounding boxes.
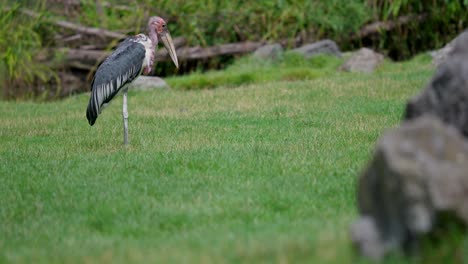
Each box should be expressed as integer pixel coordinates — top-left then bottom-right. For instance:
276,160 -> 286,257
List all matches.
148,16 -> 167,35
147,16 -> 179,69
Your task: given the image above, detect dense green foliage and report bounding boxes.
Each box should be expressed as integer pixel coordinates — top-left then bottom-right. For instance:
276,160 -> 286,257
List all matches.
78,0 -> 466,52
366,0 -> 468,59
80,0 -> 466,54
0,3 -> 58,99
3,55 -> 464,263
149,0 -> 369,46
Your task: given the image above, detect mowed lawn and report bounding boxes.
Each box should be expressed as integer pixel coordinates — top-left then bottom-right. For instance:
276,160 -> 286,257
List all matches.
0,58 -> 433,263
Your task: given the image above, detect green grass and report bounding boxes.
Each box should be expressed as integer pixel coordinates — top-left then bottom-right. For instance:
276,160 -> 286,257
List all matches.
167,53 -> 343,90
0,55 -> 450,263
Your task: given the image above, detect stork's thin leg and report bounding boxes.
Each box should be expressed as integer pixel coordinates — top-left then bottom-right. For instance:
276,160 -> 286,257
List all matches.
122,88 -> 129,145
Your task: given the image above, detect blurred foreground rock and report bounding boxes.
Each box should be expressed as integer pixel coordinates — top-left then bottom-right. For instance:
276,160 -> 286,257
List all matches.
339,48 -> 384,73
405,32 -> 468,137
351,116 -> 468,260
352,30 -> 468,261
431,30 -> 468,67
127,76 -> 169,91
291,39 -> 341,58
253,43 -> 283,60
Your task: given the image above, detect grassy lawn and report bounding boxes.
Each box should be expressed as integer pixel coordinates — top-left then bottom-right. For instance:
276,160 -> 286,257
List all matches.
0,56 -> 434,263
166,53 -> 343,90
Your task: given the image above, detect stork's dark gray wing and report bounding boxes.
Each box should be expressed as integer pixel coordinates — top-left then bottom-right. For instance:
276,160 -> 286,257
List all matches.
86,38 -> 146,126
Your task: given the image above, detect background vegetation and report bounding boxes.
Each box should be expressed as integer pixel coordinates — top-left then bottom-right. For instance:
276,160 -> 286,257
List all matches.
0,0 -> 467,99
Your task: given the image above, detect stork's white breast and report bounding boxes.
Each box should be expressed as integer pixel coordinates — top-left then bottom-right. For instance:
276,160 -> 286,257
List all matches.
140,37 -> 154,69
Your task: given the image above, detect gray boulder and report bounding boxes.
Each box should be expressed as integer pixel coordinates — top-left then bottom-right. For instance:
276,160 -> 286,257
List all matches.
128,76 -> 169,91
351,115 -> 468,260
339,48 -> 384,73
253,43 -> 283,60
405,32 -> 468,137
291,39 -> 341,58
432,30 -> 468,67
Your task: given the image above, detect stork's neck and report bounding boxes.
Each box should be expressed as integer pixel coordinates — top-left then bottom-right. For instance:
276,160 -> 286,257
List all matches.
148,28 -> 158,50
142,28 -> 158,75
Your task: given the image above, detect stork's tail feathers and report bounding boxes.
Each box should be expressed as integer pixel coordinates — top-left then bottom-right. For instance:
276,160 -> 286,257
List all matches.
86,96 -> 98,126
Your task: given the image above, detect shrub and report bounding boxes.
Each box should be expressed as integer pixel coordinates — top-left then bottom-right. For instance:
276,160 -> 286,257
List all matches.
0,2 -> 58,99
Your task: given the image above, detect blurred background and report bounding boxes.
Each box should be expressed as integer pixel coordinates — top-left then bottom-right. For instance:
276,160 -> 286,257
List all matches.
0,0 -> 466,100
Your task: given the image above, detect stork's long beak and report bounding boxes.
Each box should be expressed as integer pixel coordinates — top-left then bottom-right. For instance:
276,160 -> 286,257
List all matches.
160,31 -> 179,68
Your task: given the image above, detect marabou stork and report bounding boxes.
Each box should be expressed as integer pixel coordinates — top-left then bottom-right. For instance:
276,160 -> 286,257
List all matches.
86,16 -> 178,145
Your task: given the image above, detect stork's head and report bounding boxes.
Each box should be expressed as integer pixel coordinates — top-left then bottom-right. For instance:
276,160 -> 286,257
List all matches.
148,16 -> 179,68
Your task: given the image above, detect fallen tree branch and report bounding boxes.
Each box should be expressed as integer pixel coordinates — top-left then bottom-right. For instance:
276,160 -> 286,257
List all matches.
58,34 -> 82,43
350,13 -> 428,39
101,1 -> 132,11
161,41 -> 265,60
19,8 -> 127,39
17,7 -> 188,45
62,41 -> 266,67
